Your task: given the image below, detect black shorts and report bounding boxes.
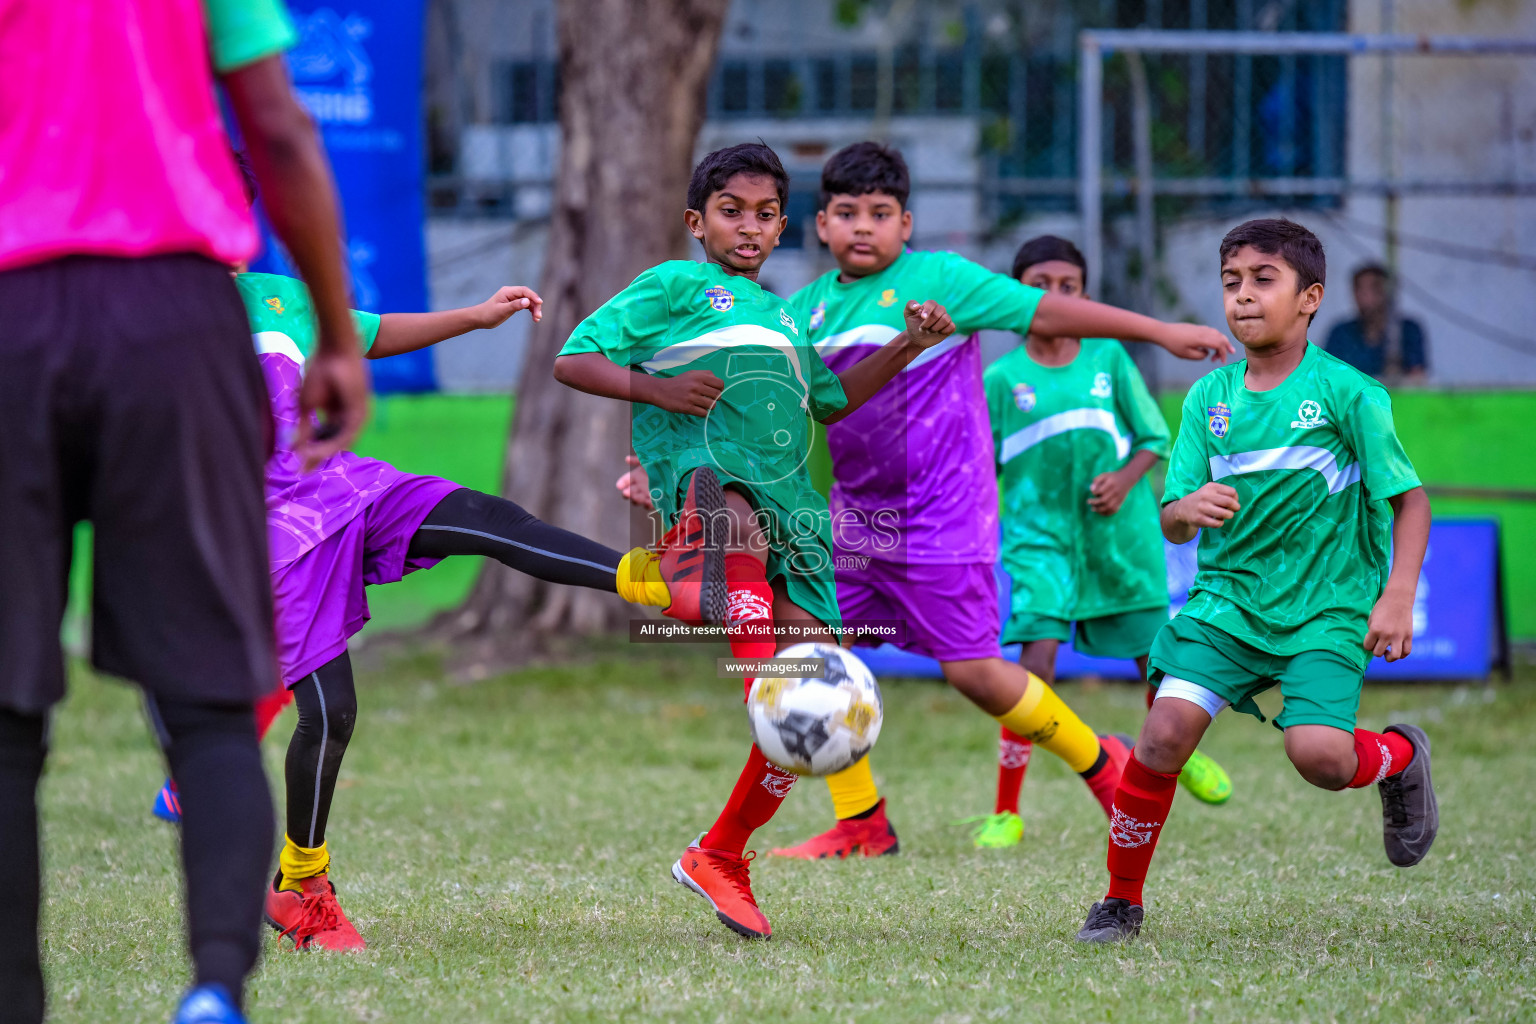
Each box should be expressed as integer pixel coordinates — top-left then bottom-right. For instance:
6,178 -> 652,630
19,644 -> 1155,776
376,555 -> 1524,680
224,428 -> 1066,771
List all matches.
0,254 -> 276,713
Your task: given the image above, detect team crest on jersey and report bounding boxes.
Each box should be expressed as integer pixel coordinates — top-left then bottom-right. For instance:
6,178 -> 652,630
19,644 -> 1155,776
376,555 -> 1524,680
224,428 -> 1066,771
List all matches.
809,301 -> 826,331
1291,399 -> 1328,429
1207,402 -> 1231,438
1012,383 -> 1036,412
1090,372 -> 1113,399
877,288 -> 898,307
704,286 -> 734,312
265,296 -> 285,315
779,309 -> 799,336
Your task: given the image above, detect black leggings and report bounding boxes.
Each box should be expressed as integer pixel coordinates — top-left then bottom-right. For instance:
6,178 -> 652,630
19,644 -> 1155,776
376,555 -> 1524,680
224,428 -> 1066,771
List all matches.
3,698 -> 273,1022
277,488 -> 624,854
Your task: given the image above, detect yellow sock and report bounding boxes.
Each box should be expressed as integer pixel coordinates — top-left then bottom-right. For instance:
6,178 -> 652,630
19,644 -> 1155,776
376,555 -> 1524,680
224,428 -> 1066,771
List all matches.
825,756 -> 880,819
993,673 -> 1101,774
616,547 -> 671,607
278,837 -> 330,892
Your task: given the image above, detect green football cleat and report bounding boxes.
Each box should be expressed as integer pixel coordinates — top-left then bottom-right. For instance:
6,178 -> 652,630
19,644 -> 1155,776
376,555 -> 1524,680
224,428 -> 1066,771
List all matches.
1178,749 -> 1232,805
956,811 -> 1024,849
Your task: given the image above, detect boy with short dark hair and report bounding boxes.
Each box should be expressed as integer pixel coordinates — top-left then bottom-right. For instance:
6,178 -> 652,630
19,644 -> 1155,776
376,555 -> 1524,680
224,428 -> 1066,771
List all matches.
554,142 -> 957,939
974,236 -> 1230,850
770,141 -> 1237,860
1076,217 -> 1438,944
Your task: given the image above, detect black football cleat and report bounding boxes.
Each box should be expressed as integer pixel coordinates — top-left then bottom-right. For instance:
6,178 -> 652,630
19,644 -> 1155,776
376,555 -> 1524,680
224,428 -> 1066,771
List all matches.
1075,897 -> 1144,943
1378,723 -> 1438,867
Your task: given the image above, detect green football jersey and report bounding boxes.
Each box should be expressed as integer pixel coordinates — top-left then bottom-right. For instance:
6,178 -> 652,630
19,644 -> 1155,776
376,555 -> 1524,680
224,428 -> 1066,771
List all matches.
1164,343 -> 1421,669
561,260 -> 847,625
986,338 -> 1170,621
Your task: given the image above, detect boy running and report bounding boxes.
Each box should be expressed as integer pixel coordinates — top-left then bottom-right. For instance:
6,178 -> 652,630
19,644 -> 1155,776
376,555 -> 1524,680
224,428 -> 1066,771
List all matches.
553,143 -> 956,940
1077,218 -> 1438,944
771,142 -> 1235,859
973,236 -> 1230,851
152,156 -> 700,952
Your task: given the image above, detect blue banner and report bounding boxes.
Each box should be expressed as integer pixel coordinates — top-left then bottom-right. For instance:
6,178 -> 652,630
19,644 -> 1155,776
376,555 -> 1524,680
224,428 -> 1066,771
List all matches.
252,1 -> 435,393
859,519 -> 1504,683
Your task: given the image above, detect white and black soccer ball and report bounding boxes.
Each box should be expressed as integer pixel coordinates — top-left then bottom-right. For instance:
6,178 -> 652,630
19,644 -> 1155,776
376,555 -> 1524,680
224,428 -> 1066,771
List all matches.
747,642 -> 883,776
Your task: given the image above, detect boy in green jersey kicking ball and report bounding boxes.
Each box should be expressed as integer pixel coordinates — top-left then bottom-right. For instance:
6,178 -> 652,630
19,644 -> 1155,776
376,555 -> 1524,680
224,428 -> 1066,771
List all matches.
973,236 -> 1231,851
554,143 -> 956,939
1077,219 -> 1438,944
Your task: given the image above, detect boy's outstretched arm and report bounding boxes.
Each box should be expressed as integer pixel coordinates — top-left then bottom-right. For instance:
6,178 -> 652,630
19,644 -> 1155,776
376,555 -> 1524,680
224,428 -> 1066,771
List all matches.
370,286 -> 542,359
822,300 -> 955,424
1031,294 -> 1235,362
553,353 -> 724,416
1366,487 -> 1431,662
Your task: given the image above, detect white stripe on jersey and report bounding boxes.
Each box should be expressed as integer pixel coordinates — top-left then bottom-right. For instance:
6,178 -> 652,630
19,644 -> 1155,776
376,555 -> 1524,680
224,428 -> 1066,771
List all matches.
253,330 -> 304,365
1000,407 -> 1131,464
812,322 -> 970,370
640,324 -> 809,400
1208,446 -> 1362,494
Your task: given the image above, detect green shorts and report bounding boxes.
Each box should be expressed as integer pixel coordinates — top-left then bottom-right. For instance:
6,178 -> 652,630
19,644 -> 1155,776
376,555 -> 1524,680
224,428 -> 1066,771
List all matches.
1004,605 -> 1169,660
1147,615 -> 1363,732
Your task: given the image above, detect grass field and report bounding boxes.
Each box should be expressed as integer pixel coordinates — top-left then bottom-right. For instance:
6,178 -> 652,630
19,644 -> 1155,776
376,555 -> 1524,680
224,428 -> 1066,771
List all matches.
40,646 -> 1536,1023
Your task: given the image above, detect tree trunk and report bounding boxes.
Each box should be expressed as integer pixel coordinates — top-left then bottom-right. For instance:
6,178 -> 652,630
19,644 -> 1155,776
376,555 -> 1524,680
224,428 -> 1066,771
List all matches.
444,0 -> 728,668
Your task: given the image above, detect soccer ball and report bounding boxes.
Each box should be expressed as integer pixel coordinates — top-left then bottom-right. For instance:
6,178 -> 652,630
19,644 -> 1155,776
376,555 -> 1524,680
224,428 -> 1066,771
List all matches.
746,643 -> 883,776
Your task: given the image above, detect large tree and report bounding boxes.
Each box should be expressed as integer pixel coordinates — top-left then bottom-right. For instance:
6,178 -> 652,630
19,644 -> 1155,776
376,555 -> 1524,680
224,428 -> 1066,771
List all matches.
446,0 -> 729,666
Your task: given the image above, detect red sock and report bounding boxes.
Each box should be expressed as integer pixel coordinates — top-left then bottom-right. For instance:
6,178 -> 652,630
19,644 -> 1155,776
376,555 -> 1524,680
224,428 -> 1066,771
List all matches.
725,553 -> 775,700
1347,728 -> 1415,788
1104,754 -> 1180,906
994,727 -> 1033,815
254,686 -> 293,742
700,744 -> 797,855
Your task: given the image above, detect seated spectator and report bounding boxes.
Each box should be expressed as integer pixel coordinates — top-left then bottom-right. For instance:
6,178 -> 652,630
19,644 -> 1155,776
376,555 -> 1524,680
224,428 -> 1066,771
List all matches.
1325,264 -> 1428,382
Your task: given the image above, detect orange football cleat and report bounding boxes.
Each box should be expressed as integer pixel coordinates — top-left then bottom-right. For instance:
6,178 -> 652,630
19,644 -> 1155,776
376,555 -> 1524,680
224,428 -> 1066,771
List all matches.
264,872 -> 366,952
672,841 -> 772,939
768,797 -> 900,860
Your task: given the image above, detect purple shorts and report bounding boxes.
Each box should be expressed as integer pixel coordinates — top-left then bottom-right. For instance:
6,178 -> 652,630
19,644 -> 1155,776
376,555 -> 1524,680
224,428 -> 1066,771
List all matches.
836,557 -> 1003,662
270,474 -> 460,687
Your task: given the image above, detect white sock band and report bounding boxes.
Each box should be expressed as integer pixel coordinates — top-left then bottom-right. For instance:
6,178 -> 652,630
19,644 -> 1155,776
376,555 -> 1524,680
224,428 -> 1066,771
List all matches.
1155,676 -> 1229,720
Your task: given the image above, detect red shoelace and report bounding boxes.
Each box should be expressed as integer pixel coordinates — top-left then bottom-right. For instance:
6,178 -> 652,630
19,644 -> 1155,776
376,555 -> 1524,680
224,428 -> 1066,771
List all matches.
282,887 -> 345,950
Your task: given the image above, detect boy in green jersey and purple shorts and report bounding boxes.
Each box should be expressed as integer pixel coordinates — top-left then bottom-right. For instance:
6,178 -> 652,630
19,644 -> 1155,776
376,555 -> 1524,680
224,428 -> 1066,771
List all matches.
974,236 -> 1231,851
1077,219 -> 1439,945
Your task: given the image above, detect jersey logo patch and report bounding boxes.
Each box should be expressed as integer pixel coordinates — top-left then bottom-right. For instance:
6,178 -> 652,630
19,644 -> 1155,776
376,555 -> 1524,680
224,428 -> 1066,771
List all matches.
1207,402 -> 1231,438
704,286 -> 734,312
1012,383 -> 1036,412
809,301 -> 826,331
779,309 -> 799,336
265,296 -> 285,315
877,288 -> 898,307
1291,399 -> 1328,429
1090,372 -> 1113,399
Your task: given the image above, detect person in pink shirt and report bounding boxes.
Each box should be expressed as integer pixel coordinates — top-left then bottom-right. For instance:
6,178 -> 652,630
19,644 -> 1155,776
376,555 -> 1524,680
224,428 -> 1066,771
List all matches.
0,2 -> 368,1022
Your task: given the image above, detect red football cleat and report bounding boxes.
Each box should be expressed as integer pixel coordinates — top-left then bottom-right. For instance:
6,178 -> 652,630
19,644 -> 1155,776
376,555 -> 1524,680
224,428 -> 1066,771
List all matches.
655,467 -> 728,626
672,842 -> 772,939
768,797 -> 901,860
1084,733 -> 1136,819
264,872 -> 366,952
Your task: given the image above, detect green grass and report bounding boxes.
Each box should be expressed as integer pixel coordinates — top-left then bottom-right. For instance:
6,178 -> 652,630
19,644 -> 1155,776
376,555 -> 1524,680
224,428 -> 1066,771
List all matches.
40,648 -> 1536,1022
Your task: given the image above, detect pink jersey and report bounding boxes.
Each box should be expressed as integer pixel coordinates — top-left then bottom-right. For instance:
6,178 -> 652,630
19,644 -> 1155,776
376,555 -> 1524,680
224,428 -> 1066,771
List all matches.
0,0 -> 256,272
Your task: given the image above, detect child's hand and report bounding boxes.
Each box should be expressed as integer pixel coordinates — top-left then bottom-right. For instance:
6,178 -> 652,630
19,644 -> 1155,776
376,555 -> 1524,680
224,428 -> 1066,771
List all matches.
1160,323 -> 1234,363
1171,483 -> 1240,528
649,369 -> 723,416
1088,469 -> 1133,516
1365,590 -> 1415,662
903,300 -> 956,349
475,286 -> 543,329
616,454 -> 654,510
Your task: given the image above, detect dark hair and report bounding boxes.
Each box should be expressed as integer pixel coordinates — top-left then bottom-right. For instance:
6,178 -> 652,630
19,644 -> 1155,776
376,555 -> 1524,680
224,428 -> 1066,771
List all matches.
686,143 -> 789,212
1219,218 -> 1326,291
818,141 -> 910,209
231,148 -> 258,206
1352,263 -> 1390,287
1011,235 -> 1088,286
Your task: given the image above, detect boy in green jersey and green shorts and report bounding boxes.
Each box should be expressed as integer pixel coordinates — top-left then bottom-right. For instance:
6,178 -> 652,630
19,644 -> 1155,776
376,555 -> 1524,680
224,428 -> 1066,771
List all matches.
975,236 -> 1231,851
554,143 -> 957,940
1077,219 -> 1439,944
